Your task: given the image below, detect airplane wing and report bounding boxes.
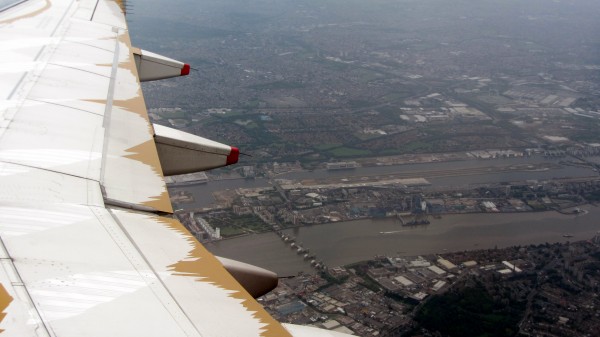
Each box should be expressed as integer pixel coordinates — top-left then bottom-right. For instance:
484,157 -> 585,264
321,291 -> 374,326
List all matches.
0,0 -> 354,336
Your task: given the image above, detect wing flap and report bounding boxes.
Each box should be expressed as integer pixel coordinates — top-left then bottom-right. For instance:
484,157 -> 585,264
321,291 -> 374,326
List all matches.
0,102 -> 104,180
0,162 -> 104,207
111,209 -> 292,337
27,64 -> 111,115
0,204 -> 200,337
63,19 -> 120,52
48,40 -> 114,78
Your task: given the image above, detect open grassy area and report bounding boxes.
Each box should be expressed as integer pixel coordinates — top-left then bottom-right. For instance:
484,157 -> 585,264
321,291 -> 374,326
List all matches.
381,92 -> 411,102
228,214 -> 272,233
314,143 -> 342,150
218,225 -> 247,237
328,146 -> 372,157
206,214 -> 271,238
157,109 -> 187,119
398,140 -> 435,153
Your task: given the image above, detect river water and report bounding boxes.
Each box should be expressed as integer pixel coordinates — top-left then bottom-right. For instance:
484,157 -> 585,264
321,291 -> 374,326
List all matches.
178,156 -> 599,276
207,206 -> 600,276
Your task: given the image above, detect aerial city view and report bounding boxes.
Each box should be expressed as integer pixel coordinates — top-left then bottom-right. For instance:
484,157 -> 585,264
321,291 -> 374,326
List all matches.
130,0 -> 600,336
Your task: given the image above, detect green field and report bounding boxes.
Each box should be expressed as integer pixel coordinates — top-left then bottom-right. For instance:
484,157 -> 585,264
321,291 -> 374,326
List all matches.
157,110 -> 187,119
314,143 -> 342,150
328,147 -> 372,157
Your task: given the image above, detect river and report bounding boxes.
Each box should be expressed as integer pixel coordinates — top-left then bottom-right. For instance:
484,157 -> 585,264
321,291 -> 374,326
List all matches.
206,206 -> 600,276
178,155 -> 599,275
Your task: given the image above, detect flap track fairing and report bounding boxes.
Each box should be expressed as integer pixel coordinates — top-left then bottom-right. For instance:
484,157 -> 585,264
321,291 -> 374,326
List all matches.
153,124 -> 239,176
133,48 -> 190,82
216,257 -> 278,298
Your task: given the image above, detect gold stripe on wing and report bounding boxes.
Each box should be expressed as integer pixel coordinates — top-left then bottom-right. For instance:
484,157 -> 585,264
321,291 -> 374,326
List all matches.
0,283 -> 13,333
113,0 -> 126,15
123,140 -> 173,213
115,32 -> 152,123
161,217 -> 292,337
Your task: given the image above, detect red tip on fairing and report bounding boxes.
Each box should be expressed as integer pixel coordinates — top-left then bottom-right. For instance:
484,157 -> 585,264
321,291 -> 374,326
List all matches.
226,147 -> 239,165
181,64 -> 191,76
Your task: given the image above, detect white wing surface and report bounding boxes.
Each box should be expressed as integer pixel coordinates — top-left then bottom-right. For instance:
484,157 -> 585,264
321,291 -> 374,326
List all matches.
0,1 -> 335,336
